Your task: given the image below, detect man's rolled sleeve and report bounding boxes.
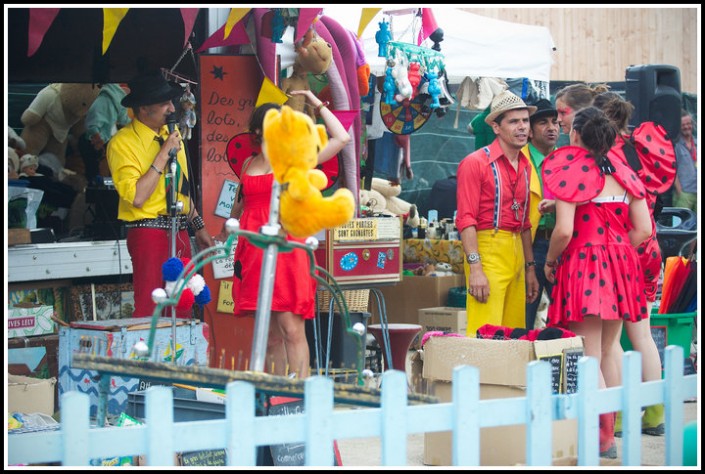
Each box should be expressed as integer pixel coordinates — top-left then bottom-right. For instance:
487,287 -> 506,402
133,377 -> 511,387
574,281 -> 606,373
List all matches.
455,156 -> 480,233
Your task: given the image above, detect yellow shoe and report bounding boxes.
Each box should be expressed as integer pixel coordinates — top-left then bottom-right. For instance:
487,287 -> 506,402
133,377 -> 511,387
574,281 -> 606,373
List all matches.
642,404 -> 665,436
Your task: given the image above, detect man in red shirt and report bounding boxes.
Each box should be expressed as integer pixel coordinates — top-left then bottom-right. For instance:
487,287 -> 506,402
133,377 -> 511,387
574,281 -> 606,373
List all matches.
456,91 -> 539,336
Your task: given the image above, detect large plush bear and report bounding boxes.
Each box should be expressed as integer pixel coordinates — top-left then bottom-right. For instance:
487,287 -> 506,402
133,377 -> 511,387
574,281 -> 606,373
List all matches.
280,29 -> 333,120
263,105 -> 354,238
20,83 -> 101,166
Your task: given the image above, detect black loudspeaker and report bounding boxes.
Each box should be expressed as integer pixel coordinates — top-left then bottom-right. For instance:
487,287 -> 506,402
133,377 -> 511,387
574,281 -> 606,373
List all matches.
625,64 -> 682,140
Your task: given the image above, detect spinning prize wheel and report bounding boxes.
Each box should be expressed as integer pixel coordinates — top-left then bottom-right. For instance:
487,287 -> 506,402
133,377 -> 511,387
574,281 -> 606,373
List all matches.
225,132 -> 340,190
380,93 -> 432,135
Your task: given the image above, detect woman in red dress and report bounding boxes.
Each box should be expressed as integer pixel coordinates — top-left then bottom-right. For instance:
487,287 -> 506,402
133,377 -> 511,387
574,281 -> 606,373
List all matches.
542,106 -> 652,458
227,90 -> 350,378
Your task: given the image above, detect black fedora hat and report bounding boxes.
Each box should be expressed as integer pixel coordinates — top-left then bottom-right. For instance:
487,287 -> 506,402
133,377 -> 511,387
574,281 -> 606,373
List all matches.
121,70 -> 184,108
529,98 -> 558,124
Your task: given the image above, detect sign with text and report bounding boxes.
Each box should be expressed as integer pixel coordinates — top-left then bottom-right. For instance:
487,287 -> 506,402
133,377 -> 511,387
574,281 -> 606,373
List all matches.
199,55 -> 261,364
215,179 -> 238,218
211,239 -> 237,280
216,280 -> 234,314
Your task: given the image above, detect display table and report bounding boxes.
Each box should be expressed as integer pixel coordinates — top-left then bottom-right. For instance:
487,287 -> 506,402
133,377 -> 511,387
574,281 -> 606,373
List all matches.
403,238 -> 465,274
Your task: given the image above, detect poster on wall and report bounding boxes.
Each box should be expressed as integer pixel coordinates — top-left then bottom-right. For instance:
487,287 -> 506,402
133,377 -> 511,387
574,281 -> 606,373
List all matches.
199,54 -> 262,309
199,55 -> 263,368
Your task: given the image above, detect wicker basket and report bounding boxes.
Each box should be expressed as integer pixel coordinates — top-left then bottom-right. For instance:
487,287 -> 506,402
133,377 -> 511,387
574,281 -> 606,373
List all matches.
317,289 -> 370,313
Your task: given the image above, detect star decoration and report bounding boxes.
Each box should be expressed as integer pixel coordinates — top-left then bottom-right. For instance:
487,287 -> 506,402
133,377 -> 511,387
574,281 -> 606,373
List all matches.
211,65 -> 226,80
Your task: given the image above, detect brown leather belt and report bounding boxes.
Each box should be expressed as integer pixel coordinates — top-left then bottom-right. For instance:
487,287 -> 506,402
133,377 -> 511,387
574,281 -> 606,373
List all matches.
125,215 -> 189,231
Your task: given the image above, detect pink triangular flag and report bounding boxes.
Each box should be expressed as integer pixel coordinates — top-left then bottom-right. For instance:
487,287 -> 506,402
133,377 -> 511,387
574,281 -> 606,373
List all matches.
180,8 -> 200,47
417,8 -> 439,46
331,110 -> 359,132
196,14 -> 250,52
295,8 -> 322,43
27,8 -> 60,57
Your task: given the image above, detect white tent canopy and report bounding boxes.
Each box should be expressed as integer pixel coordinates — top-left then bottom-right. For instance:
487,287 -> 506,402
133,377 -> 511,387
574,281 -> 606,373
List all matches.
322,6 -> 556,83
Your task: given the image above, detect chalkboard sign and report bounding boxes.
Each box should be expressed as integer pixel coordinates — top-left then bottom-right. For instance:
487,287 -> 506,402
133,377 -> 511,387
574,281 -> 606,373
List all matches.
650,325 -> 667,370
266,397 -> 342,466
563,348 -> 584,394
180,449 -> 227,466
268,397 -> 306,466
538,354 -> 563,394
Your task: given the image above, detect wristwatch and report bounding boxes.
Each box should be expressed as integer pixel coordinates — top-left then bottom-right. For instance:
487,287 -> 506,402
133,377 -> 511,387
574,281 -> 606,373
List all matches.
466,252 -> 481,264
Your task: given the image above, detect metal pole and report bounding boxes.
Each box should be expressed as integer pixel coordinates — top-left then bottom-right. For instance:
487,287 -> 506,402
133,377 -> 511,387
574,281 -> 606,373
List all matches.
250,181 -> 282,373
168,158 -> 180,365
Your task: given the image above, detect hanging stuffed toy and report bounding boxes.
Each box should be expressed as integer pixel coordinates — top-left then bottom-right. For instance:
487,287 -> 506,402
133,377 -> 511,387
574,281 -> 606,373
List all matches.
383,59 -> 397,105
161,257 -> 212,315
391,50 -> 413,103
263,105 -> 354,238
179,87 -> 197,141
375,19 -> 392,58
427,70 -> 441,109
407,61 -> 422,99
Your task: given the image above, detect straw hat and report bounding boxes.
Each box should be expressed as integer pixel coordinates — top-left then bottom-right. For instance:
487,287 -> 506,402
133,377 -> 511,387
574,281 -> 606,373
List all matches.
484,90 -> 537,125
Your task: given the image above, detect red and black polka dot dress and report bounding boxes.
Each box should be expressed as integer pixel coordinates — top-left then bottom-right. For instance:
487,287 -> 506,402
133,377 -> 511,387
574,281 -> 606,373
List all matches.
609,123 -> 676,303
542,146 -> 649,325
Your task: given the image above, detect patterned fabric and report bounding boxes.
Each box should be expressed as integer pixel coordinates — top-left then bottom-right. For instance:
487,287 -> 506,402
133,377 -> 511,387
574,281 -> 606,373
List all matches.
403,238 -> 464,274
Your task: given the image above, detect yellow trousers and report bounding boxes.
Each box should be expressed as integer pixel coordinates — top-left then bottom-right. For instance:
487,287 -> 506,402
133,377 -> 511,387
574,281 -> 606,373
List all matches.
465,229 -> 526,336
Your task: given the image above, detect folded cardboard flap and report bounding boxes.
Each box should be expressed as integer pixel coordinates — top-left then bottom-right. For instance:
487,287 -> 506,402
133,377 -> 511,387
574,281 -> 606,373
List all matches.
8,374 -> 57,415
422,335 -> 584,388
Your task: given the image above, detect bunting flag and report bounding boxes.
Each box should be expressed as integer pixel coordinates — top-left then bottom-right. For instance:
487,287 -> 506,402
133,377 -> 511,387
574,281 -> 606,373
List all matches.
27,8 -> 60,57
224,8 -> 250,39
295,8 -> 322,43
180,8 -> 200,47
357,8 -> 381,38
255,77 -> 289,107
102,8 -> 130,54
417,8 -> 439,46
196,14 -> 250,52
330,110 -> 359,132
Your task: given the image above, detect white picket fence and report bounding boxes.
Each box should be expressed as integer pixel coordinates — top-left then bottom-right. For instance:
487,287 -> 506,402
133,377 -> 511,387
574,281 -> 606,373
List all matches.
8,346 -> 697,466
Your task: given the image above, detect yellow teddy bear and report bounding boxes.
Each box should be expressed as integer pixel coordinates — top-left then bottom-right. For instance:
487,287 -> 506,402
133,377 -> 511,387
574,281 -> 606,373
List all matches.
262,105 -> 355,238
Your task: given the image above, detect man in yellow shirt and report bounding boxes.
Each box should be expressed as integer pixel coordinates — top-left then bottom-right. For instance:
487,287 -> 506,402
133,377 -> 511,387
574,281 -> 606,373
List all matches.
522,99 -> 559,329
107,71 -> 213,318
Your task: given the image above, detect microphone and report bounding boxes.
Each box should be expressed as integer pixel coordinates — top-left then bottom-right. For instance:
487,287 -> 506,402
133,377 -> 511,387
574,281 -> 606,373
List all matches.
166,113 -> 179,160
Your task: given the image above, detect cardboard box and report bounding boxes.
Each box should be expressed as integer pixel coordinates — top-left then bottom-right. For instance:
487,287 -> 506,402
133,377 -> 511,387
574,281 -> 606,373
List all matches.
369,274 -> 465,326
8,228 -> 31,246
419,307 -> 467,336
8,304 -> 56,338
422,336 -> 583,466
8,374 -> 57,415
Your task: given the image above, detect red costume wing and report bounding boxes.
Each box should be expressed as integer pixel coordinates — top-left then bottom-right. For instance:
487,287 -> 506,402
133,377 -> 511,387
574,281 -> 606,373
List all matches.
225,132 -> 339,191
631,122 -> 677,194
542,146 -> 603,202
226,132 -> 260,180
609,156 -> 647,200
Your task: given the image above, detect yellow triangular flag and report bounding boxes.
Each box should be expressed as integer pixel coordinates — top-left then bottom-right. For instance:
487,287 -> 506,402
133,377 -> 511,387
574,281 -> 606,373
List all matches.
224,8 -> 250,40
358,8 -> 381,38
102,8 -> 129,55
256,77 -> 289,108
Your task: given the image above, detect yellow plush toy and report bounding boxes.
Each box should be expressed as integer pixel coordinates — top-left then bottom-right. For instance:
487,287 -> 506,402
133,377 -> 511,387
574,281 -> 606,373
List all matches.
262,105 -> 355,238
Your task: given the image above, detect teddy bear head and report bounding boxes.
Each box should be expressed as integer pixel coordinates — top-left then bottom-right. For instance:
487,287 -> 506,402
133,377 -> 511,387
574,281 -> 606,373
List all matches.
295,33 -> 333,76
263,105 -> 327,184
59,83 -> 102,124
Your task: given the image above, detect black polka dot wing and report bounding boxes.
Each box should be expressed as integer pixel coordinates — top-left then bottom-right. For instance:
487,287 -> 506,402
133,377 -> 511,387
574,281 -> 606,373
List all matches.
226,132 -> 260,180
542,146 -> 603,202
631,122 -> 677,195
